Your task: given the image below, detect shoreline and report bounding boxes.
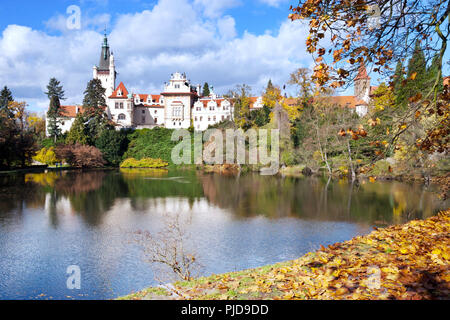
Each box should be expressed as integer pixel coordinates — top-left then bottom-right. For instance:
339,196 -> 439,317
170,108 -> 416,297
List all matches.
119,209 -> 449,300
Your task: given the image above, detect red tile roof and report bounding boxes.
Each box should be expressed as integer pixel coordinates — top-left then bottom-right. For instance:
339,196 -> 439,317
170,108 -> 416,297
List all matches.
109,82 -> 129,99
58,105 -> 84,118
199,98 -> 227,108
315,96 -> 358,109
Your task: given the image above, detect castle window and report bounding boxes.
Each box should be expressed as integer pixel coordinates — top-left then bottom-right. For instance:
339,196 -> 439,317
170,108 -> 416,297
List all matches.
210,106 -> 215,111
120,102 -> 124,109
213,116 -> 216,121
175,84 -> 180,89
118,114 -> 126,120
200,116 -> 203,121
155,119 -> 157,124
154,110 -> 157,114
173,106 -> 182,117
195,117 -> 198,121
115,102 -> 119,109
222,115 -> 224,121
142,116 -> 145,123
142,110 -> 145,114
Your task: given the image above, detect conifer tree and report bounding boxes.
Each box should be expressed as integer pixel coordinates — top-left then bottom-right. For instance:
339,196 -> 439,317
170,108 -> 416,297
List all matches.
66,113 -> 88,145
45,78 -> 65,101
47,96 -> 62,142
405,40 -> 427,100
0,86 -> 14,118
45,78 -> 65,142
202,83 -> 210,97
427,55 -> 444,93
82,79 -> 109,143
392,61 -> 405,106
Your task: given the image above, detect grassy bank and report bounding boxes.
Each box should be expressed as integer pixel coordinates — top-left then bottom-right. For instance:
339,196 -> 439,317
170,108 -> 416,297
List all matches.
120,209 -> 449,300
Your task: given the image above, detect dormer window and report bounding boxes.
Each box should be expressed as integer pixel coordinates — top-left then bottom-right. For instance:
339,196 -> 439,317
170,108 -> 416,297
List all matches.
175,84 -> 180,89
118,90 -> 122,97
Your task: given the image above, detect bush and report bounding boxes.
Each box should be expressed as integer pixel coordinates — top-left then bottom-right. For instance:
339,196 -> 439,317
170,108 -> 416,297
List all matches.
55,143 -> 106,168
33,147 -> 60,165
95,129 -> 129,166
123,128 -> 179,164
120,157 -> 169,168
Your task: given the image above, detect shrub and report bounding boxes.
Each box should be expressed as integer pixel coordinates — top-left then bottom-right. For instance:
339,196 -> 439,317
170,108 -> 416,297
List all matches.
120,157 -> 169,168
95,129 -> 129,166
123,128 -> 179,164
33,147 -> 60,165
55,143 -> 106,168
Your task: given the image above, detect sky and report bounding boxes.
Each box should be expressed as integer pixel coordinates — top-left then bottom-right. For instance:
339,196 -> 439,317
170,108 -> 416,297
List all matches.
0,0 -> 319,113
1,0 -> 447,114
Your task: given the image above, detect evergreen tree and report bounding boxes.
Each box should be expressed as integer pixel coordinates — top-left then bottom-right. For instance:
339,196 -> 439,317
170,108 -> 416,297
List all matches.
405,40 -> 427,101
427,55 -> 444,93
202,83 -> 210,97
66,113 -> 88,145
45,78 -> 65,101
47,96 -> 62,142
0,86 -> 14,118
392,61 -> 405,106
82,79 -> 109,143
83,79 -> 106,119
95,129 -> 128,166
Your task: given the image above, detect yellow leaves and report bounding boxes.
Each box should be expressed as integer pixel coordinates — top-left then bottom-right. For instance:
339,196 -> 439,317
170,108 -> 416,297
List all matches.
410,72 -> 417,80
168,210 -> 450,300
369,176 -> 377,183
368,117 -> 381,127
431,248 -> 441,256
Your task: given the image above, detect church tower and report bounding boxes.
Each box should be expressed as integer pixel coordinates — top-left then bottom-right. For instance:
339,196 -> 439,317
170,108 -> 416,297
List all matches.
93,33 -> 116,98
354,62 -> 371,103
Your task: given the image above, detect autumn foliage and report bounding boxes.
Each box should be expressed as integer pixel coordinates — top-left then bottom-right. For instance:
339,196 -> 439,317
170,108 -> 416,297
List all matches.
55,143 -> 105,168
130,209 -> 450,300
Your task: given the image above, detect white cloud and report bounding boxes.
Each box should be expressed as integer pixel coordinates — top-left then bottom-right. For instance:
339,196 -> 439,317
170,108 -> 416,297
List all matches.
217,16 -> 237,40
0,0 -> 312,112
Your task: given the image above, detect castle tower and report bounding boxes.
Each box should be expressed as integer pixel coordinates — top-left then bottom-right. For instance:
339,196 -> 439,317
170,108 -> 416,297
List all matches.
354,62 -> 371,103
93,33 -> 116,98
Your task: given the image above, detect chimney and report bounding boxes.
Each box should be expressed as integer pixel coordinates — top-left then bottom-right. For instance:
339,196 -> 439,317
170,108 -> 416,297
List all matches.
197,84 -> 201,96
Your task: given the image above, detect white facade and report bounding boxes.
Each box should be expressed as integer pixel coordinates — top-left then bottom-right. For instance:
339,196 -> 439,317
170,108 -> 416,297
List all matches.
46,35 -> 267,134
192,98 -> 233,131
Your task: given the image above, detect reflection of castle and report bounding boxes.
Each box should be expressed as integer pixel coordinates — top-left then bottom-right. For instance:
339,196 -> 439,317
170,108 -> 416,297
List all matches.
50,34 -> 264,134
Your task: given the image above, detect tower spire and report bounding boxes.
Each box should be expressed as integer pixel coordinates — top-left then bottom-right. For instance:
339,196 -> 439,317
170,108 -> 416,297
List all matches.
99,30 -> 111,71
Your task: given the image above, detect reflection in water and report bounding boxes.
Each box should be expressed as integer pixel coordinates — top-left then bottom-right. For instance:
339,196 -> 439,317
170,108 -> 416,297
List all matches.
0,169 -> 447,300
196,172 -> 444,224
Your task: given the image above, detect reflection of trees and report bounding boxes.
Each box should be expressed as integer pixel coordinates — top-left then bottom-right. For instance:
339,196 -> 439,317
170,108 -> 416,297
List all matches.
197,172 -> 447,225
0,174 -> 46,221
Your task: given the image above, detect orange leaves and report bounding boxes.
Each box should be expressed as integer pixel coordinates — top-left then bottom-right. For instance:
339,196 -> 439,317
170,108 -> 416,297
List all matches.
408,93 -> 423,103
410,72 -> 417,80
338,126 -> 367,140
166,210 -> 450,300
368,118 -> 381,127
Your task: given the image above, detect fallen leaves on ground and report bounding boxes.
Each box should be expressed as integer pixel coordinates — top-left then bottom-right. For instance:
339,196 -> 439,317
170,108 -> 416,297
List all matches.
170,209 -> 450,300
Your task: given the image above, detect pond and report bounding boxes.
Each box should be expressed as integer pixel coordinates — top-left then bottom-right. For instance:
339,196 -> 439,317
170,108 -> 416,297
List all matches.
0,168 -> 447,300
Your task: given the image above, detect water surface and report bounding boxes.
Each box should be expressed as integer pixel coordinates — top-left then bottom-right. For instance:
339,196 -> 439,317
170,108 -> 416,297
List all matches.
0,169 -> 446,299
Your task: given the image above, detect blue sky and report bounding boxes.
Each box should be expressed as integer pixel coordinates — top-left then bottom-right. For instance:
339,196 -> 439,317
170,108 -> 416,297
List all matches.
0,0 -> 447,113
0,0 -> 292,38
1,0 -> 309,112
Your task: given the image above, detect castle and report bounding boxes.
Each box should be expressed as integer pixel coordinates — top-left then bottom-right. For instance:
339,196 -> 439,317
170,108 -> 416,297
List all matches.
50,34 -> 263,134
48,34 -> 373,135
